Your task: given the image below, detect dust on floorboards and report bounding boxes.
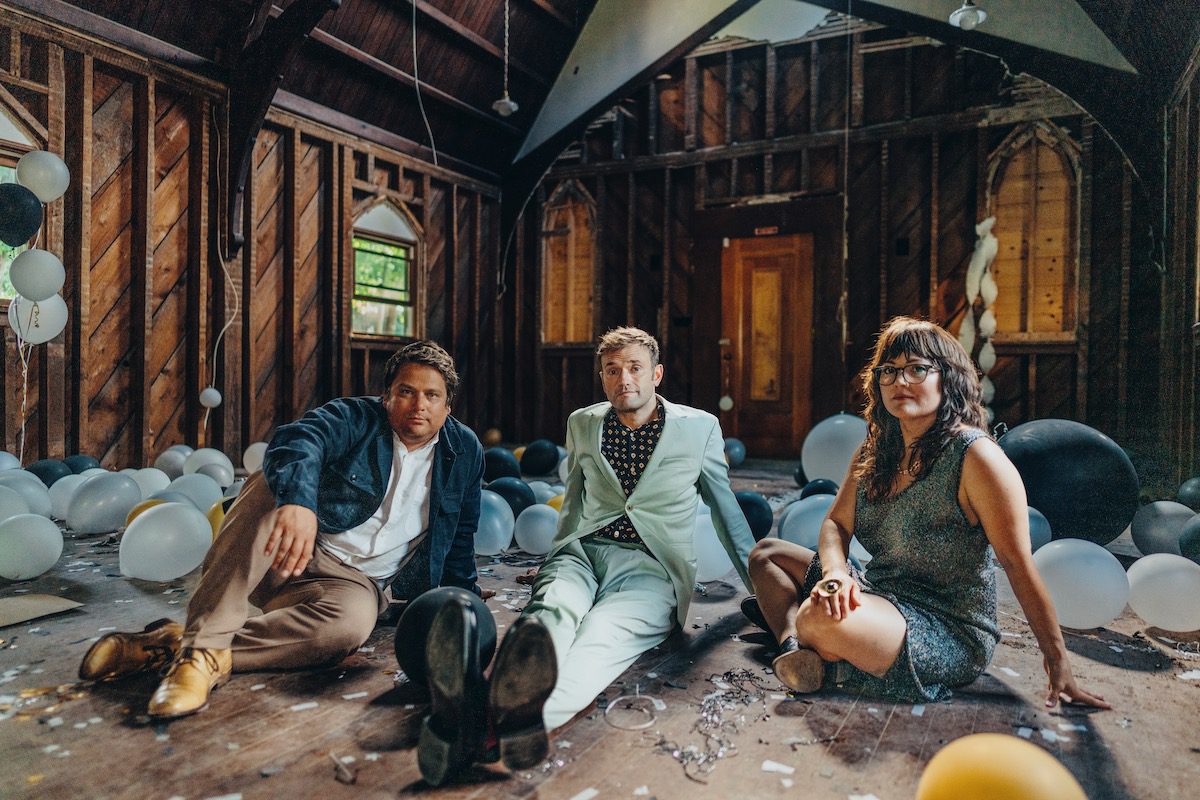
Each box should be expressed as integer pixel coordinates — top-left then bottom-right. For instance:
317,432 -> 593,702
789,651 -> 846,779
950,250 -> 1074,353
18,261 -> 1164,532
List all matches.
1,462 -> 1198,800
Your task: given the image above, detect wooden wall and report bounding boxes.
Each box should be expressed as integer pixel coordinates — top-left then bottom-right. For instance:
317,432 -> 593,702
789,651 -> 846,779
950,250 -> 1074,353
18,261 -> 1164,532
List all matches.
0,15 -> 502,468
514,24 -> 1170,488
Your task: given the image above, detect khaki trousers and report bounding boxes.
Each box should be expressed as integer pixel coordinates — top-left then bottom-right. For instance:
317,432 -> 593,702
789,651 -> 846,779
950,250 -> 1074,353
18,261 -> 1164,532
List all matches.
184,471 -> 387,672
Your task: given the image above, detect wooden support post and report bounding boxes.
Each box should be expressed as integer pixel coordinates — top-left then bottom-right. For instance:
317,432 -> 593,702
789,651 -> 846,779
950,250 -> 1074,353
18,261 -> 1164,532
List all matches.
684,56 -> 698,151
1117,168 -> 1131,441
132,75 -> 156,466
1076,121 -> 1093,421
43,44 -> 66,458
187,97 -> 210,448
63,53 -> 92,458
283,127 -> 299,419
930,133 -> 940,320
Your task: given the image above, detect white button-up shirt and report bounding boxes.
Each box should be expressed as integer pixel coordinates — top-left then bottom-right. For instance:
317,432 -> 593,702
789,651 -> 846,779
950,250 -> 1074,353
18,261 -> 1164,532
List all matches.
319,433 -> 437,579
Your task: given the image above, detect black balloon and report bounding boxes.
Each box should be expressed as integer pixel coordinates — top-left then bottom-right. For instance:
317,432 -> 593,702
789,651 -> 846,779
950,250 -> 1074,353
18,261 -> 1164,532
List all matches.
483,446 -> 521,483
735,491 -> 773,541
0,182 -> 43,246
800,478 -> 839,499
64,454 -> 101,474
1177,477 -> 1200,511
793,462 -> 807,488
486,476 -> 536,520
998,419 -> 1138,545
27,459 -> 72,487
394,587 -> 497,687
520,438 -> 560,476
1180,516 -> 1200,565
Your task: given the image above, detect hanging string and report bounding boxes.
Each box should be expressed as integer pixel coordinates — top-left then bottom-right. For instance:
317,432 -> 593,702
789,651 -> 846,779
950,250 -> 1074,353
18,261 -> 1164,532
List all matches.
411,0 -> 439,166
502,0 -> 511,101
206,103 -> 241,433
11,299 -> 36,463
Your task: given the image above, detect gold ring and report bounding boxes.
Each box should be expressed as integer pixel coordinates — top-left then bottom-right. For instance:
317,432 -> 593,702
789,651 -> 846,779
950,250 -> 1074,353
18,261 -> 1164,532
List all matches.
816,578 -> 843,597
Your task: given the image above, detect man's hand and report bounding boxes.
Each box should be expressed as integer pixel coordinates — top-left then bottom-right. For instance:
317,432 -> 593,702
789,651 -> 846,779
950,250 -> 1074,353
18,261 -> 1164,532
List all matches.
266,504 -> 318,578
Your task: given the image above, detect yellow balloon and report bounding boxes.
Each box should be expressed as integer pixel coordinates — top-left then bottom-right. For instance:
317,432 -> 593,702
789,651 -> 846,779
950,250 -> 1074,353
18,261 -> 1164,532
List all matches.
513,446 -> 527,462
207,498 -> 232,541
546,493 -> 565,511
125,498 -> 166,527
481,427 -> 503,447
916,734 -> 1086,800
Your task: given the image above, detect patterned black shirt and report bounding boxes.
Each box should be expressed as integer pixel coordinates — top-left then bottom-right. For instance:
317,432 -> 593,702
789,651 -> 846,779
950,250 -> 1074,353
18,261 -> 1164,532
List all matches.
592,400 -> 666,545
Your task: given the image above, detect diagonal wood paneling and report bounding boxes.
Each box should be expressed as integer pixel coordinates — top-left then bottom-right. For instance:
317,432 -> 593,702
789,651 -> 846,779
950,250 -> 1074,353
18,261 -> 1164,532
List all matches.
250,127 -> 286,443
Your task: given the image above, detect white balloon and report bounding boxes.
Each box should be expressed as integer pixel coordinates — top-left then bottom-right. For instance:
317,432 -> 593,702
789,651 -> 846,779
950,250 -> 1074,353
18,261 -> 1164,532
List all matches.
7,294 -> 68,345
183,448 -> 234,478
67,473 -> 142,533
199,387 -> 222,408
801,414 -> 868,483
132,467 -> 171,499
694,513 -> 733,582
16,149 -> 70,203
9,249 -> 65,302
224,478 -> 245,498
1127,554 -> 1200,632
980,375 -> 996,404
513,504 -> 559,555
475,489 -> 515,555
978,307 -> 997,338
0,513 -> 63,579
165,473 -> 222,511
0,470 -> 52,517
1032,538 -> 1129,630
718,395 -> 734,412
978,340 -> 997,373
154,449 -> 188,479
0,451 -> 19,470
557,455 -> 570,485
528,480 -> 557,503
0,484 -> 30,523
119,502 -> 211,581
779,494 -> 836,548
958,310 -> 976,354
47,474 -> 87,520
119,468 -> 138,476
980,270 -> 998,307
196,462 -> 234,488
243,441 -> 269,473
167,444 -> 194,456
79,467 -> 108,477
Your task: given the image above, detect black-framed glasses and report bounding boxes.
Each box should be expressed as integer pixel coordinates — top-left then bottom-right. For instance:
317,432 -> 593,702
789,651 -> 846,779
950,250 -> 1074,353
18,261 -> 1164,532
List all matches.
873,363 -> 939,386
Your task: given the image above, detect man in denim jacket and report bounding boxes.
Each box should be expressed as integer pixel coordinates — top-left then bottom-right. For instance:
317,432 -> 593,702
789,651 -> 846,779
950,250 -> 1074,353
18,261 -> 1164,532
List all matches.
78,340 -> 484,719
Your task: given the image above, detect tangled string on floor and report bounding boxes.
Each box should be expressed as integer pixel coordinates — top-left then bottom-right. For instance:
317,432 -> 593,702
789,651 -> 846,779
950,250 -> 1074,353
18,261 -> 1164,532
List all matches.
646,668 -> 774,783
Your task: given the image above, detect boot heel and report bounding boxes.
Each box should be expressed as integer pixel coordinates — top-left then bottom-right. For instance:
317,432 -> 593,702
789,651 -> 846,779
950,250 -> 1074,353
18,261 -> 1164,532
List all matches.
417,718 -> 455,787
499,725 -> 550,771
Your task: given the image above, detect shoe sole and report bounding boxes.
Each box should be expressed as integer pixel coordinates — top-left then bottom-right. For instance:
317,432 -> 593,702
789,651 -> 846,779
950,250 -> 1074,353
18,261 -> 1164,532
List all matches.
490,618 -> 557,770
419,600 -> 483,786
772,647 -> 825,693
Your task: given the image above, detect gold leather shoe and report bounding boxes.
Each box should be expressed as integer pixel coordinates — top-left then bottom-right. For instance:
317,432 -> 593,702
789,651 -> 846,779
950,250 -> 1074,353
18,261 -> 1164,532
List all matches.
78,618 -> 184,681
148,647 -> 232,719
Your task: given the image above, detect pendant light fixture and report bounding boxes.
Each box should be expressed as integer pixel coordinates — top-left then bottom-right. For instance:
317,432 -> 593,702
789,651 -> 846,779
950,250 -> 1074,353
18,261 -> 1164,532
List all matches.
492,0 -> 519,117
948,1 -> 987,31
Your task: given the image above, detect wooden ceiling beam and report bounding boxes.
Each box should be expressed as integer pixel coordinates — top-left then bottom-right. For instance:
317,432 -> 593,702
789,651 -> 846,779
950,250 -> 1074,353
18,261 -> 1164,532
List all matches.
302,26 -> 523,135
395,0 -> 549,89
520,0 -> 575,30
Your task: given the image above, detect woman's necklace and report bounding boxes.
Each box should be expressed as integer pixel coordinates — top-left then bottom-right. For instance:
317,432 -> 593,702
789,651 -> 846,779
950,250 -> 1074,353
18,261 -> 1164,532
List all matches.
900,459 -> 919,476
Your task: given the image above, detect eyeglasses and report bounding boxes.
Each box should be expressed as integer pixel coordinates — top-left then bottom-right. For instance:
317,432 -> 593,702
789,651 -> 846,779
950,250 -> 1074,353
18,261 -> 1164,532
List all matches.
872,363 -> 939,386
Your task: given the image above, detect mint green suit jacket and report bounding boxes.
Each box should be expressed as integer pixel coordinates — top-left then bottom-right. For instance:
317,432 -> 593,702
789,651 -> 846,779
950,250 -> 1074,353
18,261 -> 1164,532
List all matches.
550,396 -> 755,625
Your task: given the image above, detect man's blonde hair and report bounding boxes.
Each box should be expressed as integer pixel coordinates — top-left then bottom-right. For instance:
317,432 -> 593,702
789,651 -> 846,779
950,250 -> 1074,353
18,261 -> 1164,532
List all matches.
596,326 -> 660,367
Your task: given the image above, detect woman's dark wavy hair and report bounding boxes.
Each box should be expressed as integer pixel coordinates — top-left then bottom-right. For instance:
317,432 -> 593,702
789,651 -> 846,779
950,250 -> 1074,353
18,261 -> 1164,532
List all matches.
855,316 -> 988,500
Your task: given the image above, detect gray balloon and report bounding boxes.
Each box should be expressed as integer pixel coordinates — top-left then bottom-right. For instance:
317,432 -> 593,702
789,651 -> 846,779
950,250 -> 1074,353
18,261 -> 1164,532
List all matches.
0,451 -> 19,470
196,462 -> 234,489
164,473 -> 222,512
0,484 -> 30,522
67,473 -> 142,534
148,490 -> 201,509
1028,507 -> 1053,552
153,449 -> 188,480
0,470 -> 53,517
1130,501 -> 1191,556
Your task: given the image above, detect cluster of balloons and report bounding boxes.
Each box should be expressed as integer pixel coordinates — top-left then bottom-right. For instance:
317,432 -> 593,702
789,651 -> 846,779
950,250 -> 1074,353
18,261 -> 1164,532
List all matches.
3,150 -> 71,346
1130,485 -> 1200,563
473,473 -> 566,557
0,440 -> 263,583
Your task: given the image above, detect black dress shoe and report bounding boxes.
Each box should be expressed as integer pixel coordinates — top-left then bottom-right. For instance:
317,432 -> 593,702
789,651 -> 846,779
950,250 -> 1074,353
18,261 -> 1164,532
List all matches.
418,598 -> 486,786
488,615 -> 557,771
740,595 -> 770,631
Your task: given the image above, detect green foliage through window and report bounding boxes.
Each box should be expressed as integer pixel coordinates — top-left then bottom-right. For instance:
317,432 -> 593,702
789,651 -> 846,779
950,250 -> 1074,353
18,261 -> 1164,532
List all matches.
352,235 -> 414,336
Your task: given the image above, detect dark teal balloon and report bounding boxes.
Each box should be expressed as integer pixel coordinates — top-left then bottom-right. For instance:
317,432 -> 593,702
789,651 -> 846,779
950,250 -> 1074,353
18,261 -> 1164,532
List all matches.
0,183 -> 43,246
483,447 -> 520,482
64,454 -> 101,474
520,439 -> 559,476
27,459 -> 71,487
735,490 -> 773,541
486,476 -> 536,519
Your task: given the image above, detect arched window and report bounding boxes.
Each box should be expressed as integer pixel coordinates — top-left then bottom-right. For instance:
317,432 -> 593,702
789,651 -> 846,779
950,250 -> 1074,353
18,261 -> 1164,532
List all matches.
351,201 -> 421,338
541,180 -> 596,344
987,122 -> 1080,338
0,101 -> 37,301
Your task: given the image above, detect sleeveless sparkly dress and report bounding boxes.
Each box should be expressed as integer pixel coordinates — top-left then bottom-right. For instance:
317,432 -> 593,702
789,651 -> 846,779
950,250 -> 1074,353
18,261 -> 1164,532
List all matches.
800,428 -> 1000,702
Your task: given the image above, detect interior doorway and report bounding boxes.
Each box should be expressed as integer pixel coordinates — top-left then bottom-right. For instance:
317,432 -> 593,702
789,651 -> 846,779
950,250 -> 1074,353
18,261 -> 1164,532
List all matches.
719,234 -> 814,457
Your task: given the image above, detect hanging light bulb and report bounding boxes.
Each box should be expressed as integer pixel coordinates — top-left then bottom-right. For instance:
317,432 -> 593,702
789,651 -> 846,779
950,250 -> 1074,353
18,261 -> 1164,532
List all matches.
948,1 -> 987,31
493,0 -> 519,117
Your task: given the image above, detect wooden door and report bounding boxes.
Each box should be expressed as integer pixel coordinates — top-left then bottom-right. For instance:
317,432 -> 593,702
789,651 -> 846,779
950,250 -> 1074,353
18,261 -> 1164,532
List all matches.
720,235 -> 814,457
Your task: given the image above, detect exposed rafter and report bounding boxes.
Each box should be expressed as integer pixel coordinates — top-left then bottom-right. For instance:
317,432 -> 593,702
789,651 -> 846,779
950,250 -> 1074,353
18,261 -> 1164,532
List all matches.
521,0 -> 575,30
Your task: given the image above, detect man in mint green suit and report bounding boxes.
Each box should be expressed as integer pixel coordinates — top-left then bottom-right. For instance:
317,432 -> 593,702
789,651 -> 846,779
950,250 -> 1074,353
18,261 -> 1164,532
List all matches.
524,326 -> 755,729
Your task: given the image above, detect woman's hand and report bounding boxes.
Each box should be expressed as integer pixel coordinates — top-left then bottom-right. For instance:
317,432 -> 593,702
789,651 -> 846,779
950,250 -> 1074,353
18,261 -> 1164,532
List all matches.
1043,655 -> 1111,709
811,568 -> 860,621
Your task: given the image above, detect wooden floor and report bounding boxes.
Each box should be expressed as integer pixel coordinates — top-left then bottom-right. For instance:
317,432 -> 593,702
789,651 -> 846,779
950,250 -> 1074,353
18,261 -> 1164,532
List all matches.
2,461 -> 1198,800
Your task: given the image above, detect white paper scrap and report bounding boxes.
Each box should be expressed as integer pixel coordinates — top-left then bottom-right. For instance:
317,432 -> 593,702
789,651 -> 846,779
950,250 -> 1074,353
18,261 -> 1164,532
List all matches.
781,778 -> 794,788
250,684 -> 266,691
1058,723 -> 1087,732
761,759 -> 795,775
997,666 -> 1020,677
910,704 -> 925,717
567,789 -> 600,800
633,788 -> 650,796
290,701 -> 319,712
342,691 -> 369,700
849,795 -> 881,800
1017,726 -> 1033,739
1178,669 -> 1200,680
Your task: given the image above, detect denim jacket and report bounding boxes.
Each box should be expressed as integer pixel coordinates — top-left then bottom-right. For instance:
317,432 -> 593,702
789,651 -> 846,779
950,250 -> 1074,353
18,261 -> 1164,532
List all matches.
262,396 -> 484,595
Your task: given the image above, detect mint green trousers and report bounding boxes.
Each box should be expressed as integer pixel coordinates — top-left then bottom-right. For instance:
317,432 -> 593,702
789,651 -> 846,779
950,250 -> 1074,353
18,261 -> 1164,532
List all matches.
523,537 -> 677,730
